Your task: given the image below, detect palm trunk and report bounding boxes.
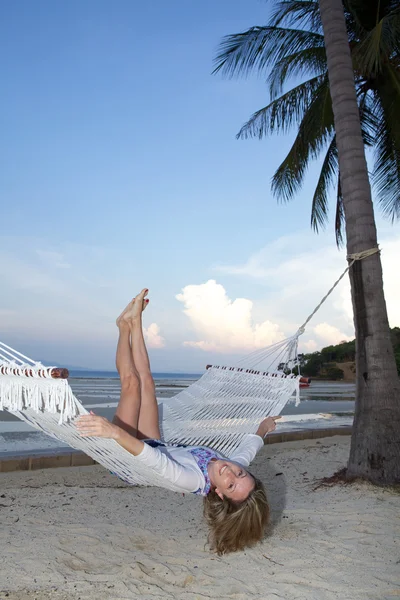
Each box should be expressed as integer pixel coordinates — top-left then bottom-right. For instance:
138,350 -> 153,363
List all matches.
318,0 -> 400,483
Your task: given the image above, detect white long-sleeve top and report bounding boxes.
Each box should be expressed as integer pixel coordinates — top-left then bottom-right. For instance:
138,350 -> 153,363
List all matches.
134,434 -> 264,495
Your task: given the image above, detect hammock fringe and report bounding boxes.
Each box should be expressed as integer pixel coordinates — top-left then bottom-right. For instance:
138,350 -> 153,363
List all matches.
0,372 -> 80,424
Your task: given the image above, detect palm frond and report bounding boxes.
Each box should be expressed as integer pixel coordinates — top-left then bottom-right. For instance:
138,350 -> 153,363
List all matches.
352,10 -> 400,76
271,76 -> 334,202
237,76 -> 324,140
212,26 -> 323,79
335,177 -> 345,247
345,0 -> 400,36
270,0 -> 322,33
372,64 -> 400,221
268,46 -> 327,98
213,0 -> 400,240
343,0 -> 369,41
308,89 -> 378,236
310,136 -> 337,233
357,89 -> 380,146
309,94 -> 376,240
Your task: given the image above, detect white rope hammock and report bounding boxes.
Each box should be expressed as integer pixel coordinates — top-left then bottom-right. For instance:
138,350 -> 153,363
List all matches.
0,340 -> 300,488
0,249 -> 379,489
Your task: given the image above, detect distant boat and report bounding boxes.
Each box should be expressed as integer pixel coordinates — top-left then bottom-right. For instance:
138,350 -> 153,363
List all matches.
300,377 -> 311,388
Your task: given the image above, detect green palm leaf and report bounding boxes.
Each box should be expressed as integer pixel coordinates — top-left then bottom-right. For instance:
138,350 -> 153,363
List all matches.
335,178 -> 345,247
268,46 -> 327,97
374,128 -> 400,220
271,76 -> 334,202
213,26 -> 323,78
213,0 -> 400,242
237,75 -> 324,139
352,10 -> 400,76
372,64 -> 400,220
270,0 -> 322,32
310,136 -> 337,233
310,93 -> 377,243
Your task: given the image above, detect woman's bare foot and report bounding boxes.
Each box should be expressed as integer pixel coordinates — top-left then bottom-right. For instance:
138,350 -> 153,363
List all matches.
124,289 -> 149,322
116,292 -> 149,327
116,298 -> 135,327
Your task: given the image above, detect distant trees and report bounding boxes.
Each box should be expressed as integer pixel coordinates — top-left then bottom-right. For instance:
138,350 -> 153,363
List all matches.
325,366 -> 345,380
316,340 -> 355,363
295,329 -> 400,379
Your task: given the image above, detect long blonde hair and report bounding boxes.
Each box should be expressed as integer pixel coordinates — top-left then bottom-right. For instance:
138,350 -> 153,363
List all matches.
203,475 -> 269,555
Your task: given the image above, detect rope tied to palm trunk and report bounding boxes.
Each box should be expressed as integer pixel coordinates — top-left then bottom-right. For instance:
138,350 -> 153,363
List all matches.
296,246 -> 380,335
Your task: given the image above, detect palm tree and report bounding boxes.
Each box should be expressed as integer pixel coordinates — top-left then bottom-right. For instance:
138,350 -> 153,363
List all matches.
214,0 -> 400,483
213,0 -> 400,244
317,0 -> 400,482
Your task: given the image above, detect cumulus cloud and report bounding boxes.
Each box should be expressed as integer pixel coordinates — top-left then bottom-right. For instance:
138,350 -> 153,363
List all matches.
301,339 -> 318,352
313,322 -> 352,346
299,323 -> 350,354
214,230 -> 400,336
144,323 -> 165,349
176,280 -> 285,353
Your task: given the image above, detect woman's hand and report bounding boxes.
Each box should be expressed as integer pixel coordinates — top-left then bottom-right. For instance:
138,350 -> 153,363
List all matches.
75,412 -> 120,440
76,413 -> 145,456
256,416 -> 281,439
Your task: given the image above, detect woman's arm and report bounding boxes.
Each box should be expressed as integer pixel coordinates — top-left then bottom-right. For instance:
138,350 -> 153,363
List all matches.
76,414 -> 203,492
133,442 -> 203,491
76,413 -> 145,455
228,416 -> 281,466
228,434 -> 264,466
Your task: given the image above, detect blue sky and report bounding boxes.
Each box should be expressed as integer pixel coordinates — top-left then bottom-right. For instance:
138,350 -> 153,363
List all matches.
1,0 -> 399,372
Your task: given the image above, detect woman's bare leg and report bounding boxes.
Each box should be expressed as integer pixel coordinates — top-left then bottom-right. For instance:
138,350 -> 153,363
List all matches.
126,289 -> 161,440
112,301 -> 141,437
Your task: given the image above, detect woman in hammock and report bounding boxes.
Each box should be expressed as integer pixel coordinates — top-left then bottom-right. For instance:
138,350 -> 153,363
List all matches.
76,289 -> 279,555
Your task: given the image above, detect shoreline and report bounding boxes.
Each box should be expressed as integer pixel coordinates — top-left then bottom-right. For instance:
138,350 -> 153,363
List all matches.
0,425 -> 352,472
1,379 -> 356,456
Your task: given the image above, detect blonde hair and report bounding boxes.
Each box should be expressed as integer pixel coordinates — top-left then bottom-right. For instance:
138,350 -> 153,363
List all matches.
203,475 -> 269,555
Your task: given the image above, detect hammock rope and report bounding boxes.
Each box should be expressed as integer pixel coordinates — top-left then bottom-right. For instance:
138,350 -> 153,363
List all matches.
295,247 -> 380,336
0,249 -> 379,489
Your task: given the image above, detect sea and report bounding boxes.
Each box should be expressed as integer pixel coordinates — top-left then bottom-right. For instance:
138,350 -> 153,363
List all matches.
0,370 -> 355,456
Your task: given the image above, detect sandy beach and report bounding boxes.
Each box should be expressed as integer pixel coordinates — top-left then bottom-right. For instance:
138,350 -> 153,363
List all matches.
1,436 -> 399,600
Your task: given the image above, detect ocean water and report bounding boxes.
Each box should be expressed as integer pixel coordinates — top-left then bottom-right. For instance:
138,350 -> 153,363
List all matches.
0,372 -> 355,456
67,370 -> 201,380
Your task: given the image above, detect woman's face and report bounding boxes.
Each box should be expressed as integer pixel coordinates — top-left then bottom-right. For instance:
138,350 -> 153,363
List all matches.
208,459 -> 255,502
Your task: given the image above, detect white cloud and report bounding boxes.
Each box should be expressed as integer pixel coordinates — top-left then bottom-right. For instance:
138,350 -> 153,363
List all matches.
313,322 -> 352,346
299,323 -> 350,354
214,230 -> 400,336
176,279 -> 285,353
144,323 -> 165,349
301,339 -> 318,352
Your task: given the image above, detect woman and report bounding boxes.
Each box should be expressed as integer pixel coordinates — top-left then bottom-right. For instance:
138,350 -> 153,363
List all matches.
76,289 -> 279,554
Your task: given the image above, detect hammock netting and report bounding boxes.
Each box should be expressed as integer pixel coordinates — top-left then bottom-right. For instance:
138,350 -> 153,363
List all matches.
0,337 -> 301,489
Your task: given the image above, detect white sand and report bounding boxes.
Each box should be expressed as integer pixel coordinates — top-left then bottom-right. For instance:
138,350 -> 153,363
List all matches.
0,436 -> 399,600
